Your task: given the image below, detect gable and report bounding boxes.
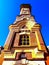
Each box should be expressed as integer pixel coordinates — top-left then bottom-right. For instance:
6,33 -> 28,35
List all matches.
9,18 -> 40,30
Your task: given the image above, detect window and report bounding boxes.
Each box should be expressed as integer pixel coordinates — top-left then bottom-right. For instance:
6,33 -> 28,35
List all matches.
19,34 -> 29,45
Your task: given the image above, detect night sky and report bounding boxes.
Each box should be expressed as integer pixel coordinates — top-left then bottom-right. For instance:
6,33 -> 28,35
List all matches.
0,0 -> 49,46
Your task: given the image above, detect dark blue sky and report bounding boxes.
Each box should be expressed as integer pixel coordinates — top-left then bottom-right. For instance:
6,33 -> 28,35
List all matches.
0,0 -> 49,46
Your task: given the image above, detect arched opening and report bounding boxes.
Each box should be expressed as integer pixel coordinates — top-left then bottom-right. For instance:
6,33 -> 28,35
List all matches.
18,52 -> 26,60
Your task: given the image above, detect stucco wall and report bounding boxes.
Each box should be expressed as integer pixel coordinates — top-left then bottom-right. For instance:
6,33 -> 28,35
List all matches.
2,60 -> 45,65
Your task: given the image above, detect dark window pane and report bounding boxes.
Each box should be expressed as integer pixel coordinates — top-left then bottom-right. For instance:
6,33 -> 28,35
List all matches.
19,34 -> 29,45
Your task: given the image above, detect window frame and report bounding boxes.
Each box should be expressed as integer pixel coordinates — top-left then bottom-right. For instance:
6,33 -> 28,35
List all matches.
19,34 -> 30,46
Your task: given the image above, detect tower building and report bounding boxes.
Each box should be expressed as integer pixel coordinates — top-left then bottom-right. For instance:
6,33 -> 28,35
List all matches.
0,4 -> 49,65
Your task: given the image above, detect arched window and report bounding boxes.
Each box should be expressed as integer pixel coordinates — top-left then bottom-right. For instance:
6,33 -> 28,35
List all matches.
19,34 -> 29,45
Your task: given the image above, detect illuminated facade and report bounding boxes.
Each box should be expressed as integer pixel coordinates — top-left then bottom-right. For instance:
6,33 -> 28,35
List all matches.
0,4 -> 49,65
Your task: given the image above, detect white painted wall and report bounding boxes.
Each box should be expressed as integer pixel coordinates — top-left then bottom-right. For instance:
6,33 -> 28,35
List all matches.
28,61 -> 45,65
2,61 -> 16,65
2,60 -> 45,65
